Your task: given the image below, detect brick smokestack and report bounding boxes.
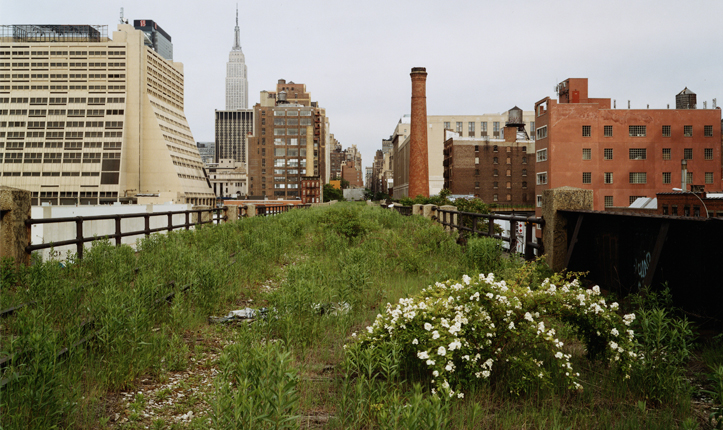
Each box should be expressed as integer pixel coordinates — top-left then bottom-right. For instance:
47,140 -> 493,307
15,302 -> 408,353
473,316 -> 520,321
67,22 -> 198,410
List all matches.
409,67 -> 429,198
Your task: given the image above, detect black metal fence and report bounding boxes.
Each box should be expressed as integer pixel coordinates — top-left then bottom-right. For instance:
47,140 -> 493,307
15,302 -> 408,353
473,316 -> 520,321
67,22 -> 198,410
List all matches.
25,207 -> 227,260
383,204 -> 544,260
253,203 -> 311,217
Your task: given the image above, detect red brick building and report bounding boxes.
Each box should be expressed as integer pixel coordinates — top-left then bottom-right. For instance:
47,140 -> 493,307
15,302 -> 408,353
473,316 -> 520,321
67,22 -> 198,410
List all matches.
300,176 -> 321,204
656,191 -> 723,217
534,78 -> 722,213
341,160 -> 363,188
443,107 -> 533,206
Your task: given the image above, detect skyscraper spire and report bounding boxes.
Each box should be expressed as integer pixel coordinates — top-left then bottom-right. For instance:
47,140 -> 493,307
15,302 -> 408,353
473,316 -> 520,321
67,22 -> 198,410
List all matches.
232,4 -> 242,51
226,4 -> 248,109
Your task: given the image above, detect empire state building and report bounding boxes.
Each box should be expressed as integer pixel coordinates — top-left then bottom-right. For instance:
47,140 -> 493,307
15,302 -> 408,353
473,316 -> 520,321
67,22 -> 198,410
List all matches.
225,7 -> 248,109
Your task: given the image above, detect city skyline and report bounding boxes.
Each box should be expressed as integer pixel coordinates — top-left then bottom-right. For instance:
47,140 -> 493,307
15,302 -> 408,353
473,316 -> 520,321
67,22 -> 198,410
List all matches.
4,0 -> 723,177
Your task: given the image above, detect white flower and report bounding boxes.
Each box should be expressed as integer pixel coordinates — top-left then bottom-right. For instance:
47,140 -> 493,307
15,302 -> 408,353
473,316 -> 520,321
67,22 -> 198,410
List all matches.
524,312 -> 534,322
482,370 -> 490,378
610,302 -> 619,310
555,352 -> 563,359
446,363 -> 453,371
449,340 -> 462,351
508,321 -> 515,330
424,322 -> 433,331
366,326 -> 373,333
611,328 -> 619,336
432,331 -> 440,340
437,346 -> 447,356
462,274 -> 471,285
609,341 -> 618,351
412,338 -> 419,345
426,359 -> 436,366
417,351 -> 429,359
457,392 -> 464,398
433,370 -> 439,377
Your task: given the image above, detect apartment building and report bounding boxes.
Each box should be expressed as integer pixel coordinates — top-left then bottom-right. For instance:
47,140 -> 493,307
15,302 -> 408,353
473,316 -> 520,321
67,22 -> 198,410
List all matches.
443,107 -> 534,205
391,111 -> 536,199
214,109 -> 253,165
0,23 -> 214,205
534,78 -> 722,212
246,80 -> 328,199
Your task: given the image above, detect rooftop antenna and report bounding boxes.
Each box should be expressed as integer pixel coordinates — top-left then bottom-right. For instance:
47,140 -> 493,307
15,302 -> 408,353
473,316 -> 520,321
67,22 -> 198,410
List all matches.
120,7 -> 124,24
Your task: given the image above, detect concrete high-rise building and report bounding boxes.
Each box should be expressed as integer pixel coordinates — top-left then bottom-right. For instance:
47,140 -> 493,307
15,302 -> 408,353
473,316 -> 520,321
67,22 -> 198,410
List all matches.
214,109 -> 253,164
196,141 -> 215,164
225,7 -> 248,110
0,23 -> 215,205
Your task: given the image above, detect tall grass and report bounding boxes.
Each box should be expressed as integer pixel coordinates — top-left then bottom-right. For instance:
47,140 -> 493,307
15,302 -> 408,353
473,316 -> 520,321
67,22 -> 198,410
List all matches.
0,202 -> 713,429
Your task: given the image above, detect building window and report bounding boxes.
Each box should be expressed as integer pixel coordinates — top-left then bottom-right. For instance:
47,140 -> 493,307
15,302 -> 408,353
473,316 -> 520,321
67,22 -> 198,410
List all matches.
604,125 -> 613,137
443,121 -> 450,130
604,148 -> 613,160
493,122 -> 500,132
604,196 -> 613,208
536,172 -> 547,185
582,125 -> 591,137
671,205 -> 678,215
687,172 -> 693,185
530,122 -> 535,138
704,125 -> 713,137
629,125 -> 646,137
522,169 -> 527,176
481,122 -> 487,132
537,195 -> 542,207
536,148 -> 547,162
493,157 -> 498,164
475,157 -> 479,164
522,156 -> 527,164
468,122 -> 475,132
522,181 -> 527,189
582,172 -> 591,184
474,169 -> 479,176
604,172 -> 613,184
629,148 -> 647,160
456,122 -> 463,133
506,169 -> 511,177
493,194 -> 498,202
493,169 -> 499,176
629,196 -> 646,205
702,148 -> 713,160
474,181 -> 480,188
684,148 -> 692,160
474,145 -> 479,152
663,172 -> 671,184
629,172 -> 647,184
582,148 -> 591,160
493,181 -> 499,189
706,172 -> 714,184
684,125 -> 693,137
662,205 -> 668,215
536,126 -> 547,140
662,148 -> 671,160
493,145 -> 498,152
660,125 -> 671,137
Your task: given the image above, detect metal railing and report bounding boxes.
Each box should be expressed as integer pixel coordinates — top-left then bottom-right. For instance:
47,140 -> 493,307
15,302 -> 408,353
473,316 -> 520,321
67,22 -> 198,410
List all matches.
252,203 -> 311,217
25,207 -> 228,260
436,207 -> 544,260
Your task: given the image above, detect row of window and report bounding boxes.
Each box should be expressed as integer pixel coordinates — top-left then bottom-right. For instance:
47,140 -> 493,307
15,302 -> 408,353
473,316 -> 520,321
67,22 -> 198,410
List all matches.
473,145 -> 527,153
0,130 -> 122,139
474,157 -> 527,165
536,171 -> 714,186
578,147 -> 714,161
0,97 -> 121,105
1,141 -> 120,149
0,51 -> 125,57
1,120 -> 123,129
580,124 -> 714,138
0,152 -> 119,163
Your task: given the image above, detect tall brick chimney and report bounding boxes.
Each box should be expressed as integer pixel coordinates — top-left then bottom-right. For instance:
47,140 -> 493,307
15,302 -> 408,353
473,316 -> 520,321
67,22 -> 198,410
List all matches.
409,67 -> 429,198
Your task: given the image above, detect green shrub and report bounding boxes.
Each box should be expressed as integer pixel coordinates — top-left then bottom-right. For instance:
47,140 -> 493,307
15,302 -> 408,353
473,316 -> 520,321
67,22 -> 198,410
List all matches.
347,271 -> 637,398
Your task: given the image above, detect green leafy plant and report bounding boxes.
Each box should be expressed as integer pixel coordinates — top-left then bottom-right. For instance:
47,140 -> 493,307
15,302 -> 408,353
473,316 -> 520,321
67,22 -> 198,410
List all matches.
347,271 -> 637,398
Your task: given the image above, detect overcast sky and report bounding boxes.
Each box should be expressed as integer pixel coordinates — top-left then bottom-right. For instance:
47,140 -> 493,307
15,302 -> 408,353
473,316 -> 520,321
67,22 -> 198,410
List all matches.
5,0 -> 723,169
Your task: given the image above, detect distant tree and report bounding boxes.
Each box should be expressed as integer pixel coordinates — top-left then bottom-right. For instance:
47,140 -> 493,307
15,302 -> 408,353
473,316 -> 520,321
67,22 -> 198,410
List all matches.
364,188 -> 374,200
340,178 -> 351,189
323,183 -> 344,202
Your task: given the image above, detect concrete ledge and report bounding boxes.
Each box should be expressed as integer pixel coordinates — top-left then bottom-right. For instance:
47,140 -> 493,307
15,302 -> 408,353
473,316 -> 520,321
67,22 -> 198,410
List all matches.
542,186 -> 593,271
0,186 -> 31,266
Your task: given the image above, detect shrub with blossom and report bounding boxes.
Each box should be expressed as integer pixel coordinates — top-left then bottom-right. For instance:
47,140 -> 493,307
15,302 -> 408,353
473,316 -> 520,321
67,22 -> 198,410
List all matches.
346,271 -> 637,397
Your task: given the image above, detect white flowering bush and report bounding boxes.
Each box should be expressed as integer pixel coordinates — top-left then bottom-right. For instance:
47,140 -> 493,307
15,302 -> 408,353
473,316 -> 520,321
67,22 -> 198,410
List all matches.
346,271 -> 637,398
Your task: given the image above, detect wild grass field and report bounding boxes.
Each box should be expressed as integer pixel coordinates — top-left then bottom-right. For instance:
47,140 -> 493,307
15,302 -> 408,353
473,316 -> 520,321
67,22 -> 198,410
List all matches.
1,202 -> 721,429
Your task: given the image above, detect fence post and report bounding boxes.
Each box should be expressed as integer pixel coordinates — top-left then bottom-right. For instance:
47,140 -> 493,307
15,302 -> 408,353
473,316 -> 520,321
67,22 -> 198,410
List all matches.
0,186 -> 31,266
225,205 -> 238,222
76,217 -> 84,260
115,215 -> 122,246
422,204 -> 436,221
412,204 -> 423,216
246,204 -> 256,217
541,186 -> 593,271
440,205 -> 457,232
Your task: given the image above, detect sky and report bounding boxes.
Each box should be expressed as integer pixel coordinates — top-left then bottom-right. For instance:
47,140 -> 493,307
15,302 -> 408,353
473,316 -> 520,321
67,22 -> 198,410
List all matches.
4,0 -> 723,170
